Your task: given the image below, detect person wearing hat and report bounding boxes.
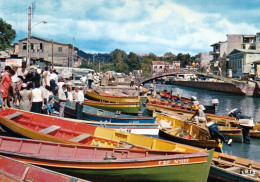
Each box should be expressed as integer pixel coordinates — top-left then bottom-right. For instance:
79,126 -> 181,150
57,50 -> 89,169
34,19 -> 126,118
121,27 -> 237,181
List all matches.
74,87 -> 84,119
19,83 -> 31,111
189,104 -> 207,124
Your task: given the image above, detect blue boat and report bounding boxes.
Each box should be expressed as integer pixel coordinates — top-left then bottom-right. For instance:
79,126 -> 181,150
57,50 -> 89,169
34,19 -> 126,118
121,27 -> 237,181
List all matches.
54,97 -> 157,124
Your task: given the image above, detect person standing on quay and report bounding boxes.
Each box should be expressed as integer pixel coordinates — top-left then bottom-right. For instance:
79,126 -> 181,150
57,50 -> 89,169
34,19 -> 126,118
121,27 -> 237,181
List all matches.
58,84 -> 67,117
74,87 -> 84,120
30,82 -> 44,114
0,66 -> 15,109
19,83 -> 31,111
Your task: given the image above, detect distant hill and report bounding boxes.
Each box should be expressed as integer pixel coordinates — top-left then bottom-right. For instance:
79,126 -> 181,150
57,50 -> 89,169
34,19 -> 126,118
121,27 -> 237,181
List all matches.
75,47 -> 110,62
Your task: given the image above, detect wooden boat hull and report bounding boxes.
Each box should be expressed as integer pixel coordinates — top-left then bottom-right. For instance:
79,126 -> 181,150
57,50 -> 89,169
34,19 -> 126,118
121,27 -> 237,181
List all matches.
0,155 -> 88,182
156,113 -> 222,152
54,99 -> 156,124
0,108 -> 206,152
219,128 -> 243,143
0,136 -> 211,182
86,90 -> 140,103
210,152 -> 260,182
84,99 -> 140,115
0,109 -> 258,181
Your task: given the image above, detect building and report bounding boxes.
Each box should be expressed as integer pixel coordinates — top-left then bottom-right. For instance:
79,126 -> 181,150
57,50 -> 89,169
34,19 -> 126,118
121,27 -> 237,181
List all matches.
18,36 -> 75,67
151,61 -> 180,74
211,33 -> 260,72
196,52 -> 213,69
228,49 -> 260,77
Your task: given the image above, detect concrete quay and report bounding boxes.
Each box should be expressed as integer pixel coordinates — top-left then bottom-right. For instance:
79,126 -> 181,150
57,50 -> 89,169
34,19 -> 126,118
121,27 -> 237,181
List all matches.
165,80 -> 256,96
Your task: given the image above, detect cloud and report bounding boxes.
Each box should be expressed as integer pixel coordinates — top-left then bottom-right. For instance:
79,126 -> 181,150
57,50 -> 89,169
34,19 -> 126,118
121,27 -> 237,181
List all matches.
0,0 -> 260,55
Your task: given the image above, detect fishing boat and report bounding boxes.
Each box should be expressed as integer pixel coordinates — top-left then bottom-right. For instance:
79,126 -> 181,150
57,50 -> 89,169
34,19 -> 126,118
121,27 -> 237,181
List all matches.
0,136 -> 212,182
86,89 -> 141,103
147,104 -> 259,140
0,109 -> 258,182
0,154 -> 88,182
148,105 -> 244,142
84,98 -> 140,115
159,92 -> 217,114
149,96 -> 217,114
54,97 -> 156,124
0,108 -> 206,152
156,113 -> 223,152
210,152 -> 260,182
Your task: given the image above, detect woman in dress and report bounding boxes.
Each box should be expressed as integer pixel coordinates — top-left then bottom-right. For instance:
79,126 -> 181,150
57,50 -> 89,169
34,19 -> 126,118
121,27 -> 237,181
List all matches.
30,82 -> 44,113
0,66 -> 15,109
19,83 -> 31,111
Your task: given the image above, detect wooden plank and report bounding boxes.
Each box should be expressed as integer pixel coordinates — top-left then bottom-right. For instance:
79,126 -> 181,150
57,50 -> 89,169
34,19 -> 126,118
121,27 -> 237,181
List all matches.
166,127 -> 182,133
5,112 -> 23,120
69,134 -> 91,143
39,125 -> 60,134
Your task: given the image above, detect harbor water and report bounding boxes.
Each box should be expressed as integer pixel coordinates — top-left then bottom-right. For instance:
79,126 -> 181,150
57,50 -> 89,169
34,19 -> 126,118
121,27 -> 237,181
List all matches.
153,84 -> 260,162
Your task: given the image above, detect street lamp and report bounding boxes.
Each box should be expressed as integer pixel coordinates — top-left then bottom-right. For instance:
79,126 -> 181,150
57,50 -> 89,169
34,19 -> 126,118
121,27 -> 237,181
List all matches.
27,20 -> 47,69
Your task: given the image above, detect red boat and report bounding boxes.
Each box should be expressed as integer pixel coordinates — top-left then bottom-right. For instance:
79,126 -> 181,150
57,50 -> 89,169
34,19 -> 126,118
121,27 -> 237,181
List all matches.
0,136 -> 210,182
160,92 -> 192,103
0,154 -> 88,182
0,108 -> 205,152
159,92 -> 217,114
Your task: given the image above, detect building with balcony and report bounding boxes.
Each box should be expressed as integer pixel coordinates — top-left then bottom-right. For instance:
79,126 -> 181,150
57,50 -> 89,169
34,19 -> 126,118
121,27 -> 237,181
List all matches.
18,36 -> 74,67
210,33 -> 260,74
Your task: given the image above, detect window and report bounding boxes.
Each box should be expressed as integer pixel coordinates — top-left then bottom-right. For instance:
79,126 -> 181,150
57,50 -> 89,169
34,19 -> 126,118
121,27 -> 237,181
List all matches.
58,47 -> 62,52
249,45 -> 256,50
40,43 -> 43,50
23,43 -> 27,50
154,66 -> 157,69
31,43 -> 34,50
159,66 -> 162,69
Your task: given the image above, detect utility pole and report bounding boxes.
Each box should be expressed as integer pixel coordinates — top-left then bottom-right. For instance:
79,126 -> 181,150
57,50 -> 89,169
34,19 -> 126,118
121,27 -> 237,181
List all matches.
72,37 -> 74,67
27,6 -> 31,70
51,39 -> 54,69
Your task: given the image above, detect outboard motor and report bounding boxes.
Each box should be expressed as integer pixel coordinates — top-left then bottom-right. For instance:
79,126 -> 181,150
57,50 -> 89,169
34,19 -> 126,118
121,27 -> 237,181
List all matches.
228,108 -> 254,144
211,99 -> 219,106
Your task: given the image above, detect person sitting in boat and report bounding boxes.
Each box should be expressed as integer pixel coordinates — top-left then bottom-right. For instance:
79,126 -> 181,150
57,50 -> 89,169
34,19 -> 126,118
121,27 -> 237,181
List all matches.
206,119 -> 232,146
175,93 -> 182,103
189,104 -> 207,124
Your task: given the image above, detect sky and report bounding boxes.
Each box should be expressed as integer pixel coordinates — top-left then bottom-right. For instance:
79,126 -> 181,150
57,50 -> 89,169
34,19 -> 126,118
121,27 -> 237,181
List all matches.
0,0 -> 260,56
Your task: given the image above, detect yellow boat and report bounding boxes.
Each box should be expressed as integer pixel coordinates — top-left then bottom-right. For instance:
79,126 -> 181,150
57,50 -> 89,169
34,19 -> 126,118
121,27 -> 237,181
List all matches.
86,90 -> 140,103
156,113 -> 223,152
148,104 -> 260,139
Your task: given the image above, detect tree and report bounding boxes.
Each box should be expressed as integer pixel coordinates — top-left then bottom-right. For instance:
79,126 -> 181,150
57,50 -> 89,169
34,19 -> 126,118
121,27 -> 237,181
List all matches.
110,49 -> 129,73
140,53 -> 159,76
127,52 -> 140,71
0,18 -> 16,50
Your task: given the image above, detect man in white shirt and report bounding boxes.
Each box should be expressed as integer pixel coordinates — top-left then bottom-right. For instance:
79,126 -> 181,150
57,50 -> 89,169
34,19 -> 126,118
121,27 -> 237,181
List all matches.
74,87 -> 84,119
49,69 -> 58,95
58,84 -> 67,117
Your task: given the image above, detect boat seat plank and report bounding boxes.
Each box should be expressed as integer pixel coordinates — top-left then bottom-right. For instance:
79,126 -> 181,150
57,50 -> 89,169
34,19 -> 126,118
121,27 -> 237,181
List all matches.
5,112 -> 23,120
39,125 -> 61,134
166,127 -> 182,133
69,134 -> 91,142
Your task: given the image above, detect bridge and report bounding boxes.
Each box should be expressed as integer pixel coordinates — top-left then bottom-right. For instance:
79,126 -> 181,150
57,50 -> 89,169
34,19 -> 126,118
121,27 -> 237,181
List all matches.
136,70 -> 257,96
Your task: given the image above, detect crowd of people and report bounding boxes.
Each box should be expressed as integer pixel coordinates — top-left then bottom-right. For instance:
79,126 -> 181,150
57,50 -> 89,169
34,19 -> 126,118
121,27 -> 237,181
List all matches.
0,64 -> 86,119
